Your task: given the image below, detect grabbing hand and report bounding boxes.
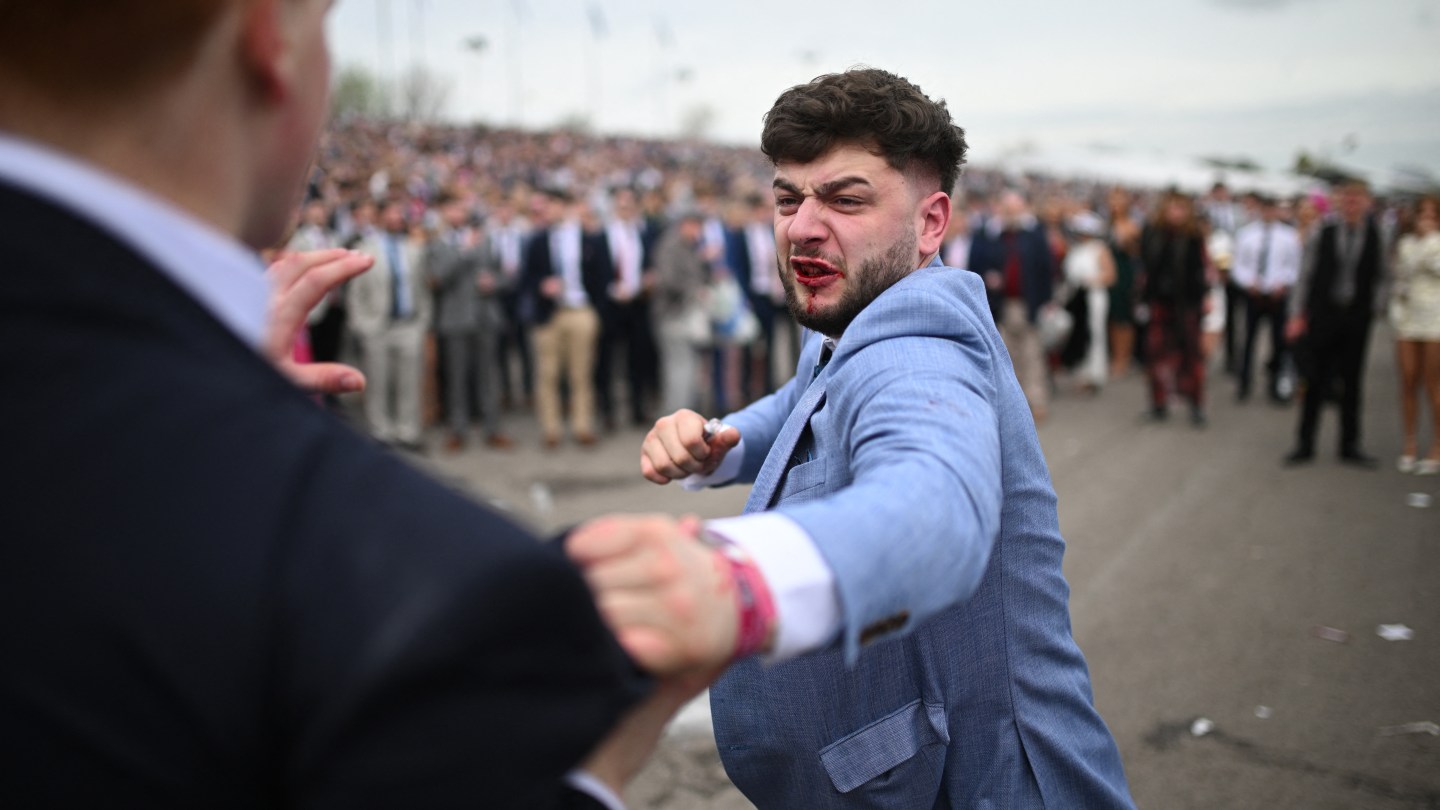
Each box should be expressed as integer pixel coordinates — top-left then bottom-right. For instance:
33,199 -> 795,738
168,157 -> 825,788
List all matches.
566,515 -> 738,677
641,410 -> 741,485
265,249 -> 374,395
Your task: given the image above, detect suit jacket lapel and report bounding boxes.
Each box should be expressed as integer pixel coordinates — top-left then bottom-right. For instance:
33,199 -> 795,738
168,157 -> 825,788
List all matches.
744,376 -> 828,514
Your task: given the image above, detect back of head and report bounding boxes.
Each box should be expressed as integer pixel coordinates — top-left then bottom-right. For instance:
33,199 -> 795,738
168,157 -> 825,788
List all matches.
0,1 -> 230,110
760,68 -> 967,197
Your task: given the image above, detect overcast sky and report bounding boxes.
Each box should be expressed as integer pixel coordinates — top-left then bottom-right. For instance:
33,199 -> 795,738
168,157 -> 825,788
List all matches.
329,0 -> 1440,178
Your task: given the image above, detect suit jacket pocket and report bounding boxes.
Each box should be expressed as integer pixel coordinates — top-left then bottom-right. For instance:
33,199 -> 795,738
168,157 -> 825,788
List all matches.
775,456 -> 827,504
819,699 -> 949,796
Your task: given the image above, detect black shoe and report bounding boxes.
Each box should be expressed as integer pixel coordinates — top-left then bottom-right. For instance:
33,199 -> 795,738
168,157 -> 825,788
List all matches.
1146,406 -> 1169,423
1283,448 -> 1315,466
1235,388 -> 1251,403
1339,450 -> 1379,469
1190,408 -> 1208,428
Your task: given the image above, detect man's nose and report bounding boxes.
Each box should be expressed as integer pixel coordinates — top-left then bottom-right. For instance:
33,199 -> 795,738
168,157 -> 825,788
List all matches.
786,198 -> 827,246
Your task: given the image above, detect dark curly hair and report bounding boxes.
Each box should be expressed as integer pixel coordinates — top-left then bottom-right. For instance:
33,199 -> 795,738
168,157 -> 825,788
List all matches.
760,68 -> 967,195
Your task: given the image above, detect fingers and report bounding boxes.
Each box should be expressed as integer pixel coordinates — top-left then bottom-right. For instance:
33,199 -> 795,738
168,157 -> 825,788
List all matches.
640,410 -> 716,481
640,453 -> 670,485
265,252 -> 373,361
566,515 -> 738,677
265,248 -> 353,293
710,425 -> 741,455
280,362 -> 366,395
567,515 -> 662,565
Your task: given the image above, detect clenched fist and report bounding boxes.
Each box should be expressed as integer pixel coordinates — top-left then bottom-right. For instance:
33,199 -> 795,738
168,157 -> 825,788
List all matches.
566,515 -> 738,677
641,409 -> 741,485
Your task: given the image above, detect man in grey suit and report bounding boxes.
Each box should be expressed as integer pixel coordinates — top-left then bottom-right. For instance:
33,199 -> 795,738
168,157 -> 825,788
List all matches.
427,192 -> 513,452
347,199 -> 431,450
568,69 -> 1134,808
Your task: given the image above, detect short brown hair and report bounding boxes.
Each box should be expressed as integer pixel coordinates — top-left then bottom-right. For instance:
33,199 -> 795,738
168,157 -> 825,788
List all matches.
760,68 -> 967,196
0,1 -> 231,102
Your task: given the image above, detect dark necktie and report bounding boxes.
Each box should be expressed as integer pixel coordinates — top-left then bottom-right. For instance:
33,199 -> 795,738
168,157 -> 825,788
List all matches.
811,341 -> 834,382
387,235 -> 409,319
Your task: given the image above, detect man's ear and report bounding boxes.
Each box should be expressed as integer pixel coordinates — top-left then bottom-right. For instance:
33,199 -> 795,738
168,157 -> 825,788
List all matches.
916,190 -> 951,259
239,0 -> 291,102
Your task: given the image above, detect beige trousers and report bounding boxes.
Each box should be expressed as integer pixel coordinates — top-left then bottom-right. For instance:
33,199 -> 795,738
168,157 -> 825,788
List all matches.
533,306 -> 600,439
999,298 -> 1048,418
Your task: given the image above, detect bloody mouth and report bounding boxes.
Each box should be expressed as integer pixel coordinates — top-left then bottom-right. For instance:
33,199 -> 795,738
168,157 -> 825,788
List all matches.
790,256 -> 842,288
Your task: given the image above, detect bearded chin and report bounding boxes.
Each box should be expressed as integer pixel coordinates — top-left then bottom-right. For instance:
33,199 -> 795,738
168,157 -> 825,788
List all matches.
783,234 -> 918,337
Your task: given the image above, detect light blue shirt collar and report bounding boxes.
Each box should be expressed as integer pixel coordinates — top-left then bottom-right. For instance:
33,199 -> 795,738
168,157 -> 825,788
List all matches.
0,133 -> 270,349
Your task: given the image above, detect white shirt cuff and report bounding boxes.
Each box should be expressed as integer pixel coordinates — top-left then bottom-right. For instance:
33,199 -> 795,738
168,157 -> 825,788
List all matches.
705,512 -> 841,661
565,770 -> 627,810
680,437 -> 745,491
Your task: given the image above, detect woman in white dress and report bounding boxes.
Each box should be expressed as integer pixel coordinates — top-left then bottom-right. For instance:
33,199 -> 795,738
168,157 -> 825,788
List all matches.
1391,196 -> 1440,474
1064,212 -> 1116,392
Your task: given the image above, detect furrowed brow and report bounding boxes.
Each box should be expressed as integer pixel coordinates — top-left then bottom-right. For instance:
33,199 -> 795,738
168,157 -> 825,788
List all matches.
773,178 -> 802,195
814,176 -> 873,198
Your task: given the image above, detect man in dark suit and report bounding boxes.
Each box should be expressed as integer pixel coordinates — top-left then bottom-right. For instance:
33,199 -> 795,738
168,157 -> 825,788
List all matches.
967,190 -> 1057,423
0,2 -> 689,807
604,186 -> 661,427
520,190 -> 616,448
1285,179 -> 1387,467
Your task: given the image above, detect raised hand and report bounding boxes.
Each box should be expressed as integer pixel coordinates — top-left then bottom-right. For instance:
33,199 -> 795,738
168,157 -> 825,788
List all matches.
264,249 -> 373,395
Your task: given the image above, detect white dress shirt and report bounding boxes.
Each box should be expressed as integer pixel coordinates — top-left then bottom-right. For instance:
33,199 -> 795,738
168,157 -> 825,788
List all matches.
942,234 -> 972,272
490,221 -> 527,281
0,132 -> 626,810
606,218 -> 645,300
1231,219 -> 1301,294
550,220 -> 590,308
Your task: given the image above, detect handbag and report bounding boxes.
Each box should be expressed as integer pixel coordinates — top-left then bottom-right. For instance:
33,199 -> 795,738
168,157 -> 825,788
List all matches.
1037,302 -> 1073,352
680,305 -> 712,347
708,275 -> 759,346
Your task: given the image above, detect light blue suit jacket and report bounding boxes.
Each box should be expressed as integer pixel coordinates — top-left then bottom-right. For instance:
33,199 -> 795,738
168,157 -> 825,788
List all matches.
710,264 -> 1134,808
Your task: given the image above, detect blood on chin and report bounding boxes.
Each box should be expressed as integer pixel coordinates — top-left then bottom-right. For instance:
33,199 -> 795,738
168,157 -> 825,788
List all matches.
794,281 -> 843,315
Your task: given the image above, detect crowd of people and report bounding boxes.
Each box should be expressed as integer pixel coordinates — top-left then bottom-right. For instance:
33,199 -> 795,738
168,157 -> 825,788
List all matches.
287,120 -> 1440,473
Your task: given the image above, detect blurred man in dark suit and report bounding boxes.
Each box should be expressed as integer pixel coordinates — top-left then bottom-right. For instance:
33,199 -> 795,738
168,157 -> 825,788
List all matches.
0,2 -> 690,807
521,190 -> 616,448
1285,180 -> 1387,467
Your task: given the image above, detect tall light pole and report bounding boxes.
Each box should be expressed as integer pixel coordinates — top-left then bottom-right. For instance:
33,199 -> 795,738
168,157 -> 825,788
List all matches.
378,0 -> 395,117
511,0 -> 527,129
462,36 -> 489,125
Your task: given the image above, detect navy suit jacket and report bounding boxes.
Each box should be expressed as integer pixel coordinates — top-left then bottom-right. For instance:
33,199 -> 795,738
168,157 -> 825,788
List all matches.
520,226 -> 615,324
968,224 -> 1056,324
710,264 -> 1133,808
0,182 -> 641,809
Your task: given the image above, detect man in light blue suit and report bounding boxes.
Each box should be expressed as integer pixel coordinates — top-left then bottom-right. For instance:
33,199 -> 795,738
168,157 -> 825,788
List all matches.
568,68 -> 1133,808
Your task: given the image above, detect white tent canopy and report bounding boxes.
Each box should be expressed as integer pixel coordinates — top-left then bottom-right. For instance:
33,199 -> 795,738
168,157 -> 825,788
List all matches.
982,143 -> 1323,197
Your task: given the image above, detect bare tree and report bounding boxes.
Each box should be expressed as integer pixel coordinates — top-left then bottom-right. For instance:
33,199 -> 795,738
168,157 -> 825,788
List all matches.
397,66 -> 454,123
330,65 -> 392,121
678,103 -> 716,141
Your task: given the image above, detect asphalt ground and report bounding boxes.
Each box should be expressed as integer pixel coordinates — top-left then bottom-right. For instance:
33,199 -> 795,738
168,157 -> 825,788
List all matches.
407,324 -> 1438,809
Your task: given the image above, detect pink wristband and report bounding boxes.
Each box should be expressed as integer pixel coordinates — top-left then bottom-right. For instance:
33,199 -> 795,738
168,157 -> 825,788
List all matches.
724,552 -> 777,659
697,529 -> 777,659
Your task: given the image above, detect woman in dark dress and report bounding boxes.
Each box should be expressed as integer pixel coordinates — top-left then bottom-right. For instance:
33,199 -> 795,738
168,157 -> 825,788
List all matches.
1140,191 -> 1210,426
1105,186 -> 1141,379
